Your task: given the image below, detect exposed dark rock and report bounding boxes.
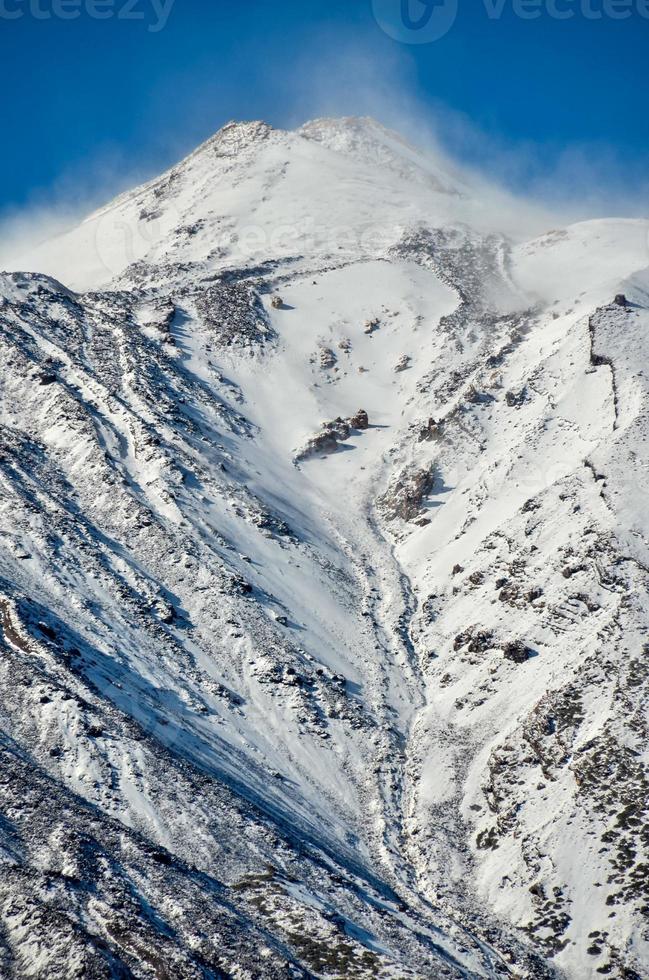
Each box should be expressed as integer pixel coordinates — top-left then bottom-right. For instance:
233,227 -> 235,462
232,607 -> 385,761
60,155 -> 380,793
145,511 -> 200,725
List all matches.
394,354 -> 411,373
37,622 -> 57,641
454,629 -> 496,654
499,583 -> 521,605
294,418 -> 350,462
465,384 -> 492,405
588,310 -> 620,428
502,641 -> 534,664
295,412 -> 369,461
318,347 -> 337,370
195,280 -> 273,347
349,409 -> 369,430
562,564 -> 587,579
378,465 -> 436,522
526,587 -> 544,603
151,850 -> 173,866
506,388 -> 528,408
418,417 -> 442,442
228,574 -> 253,595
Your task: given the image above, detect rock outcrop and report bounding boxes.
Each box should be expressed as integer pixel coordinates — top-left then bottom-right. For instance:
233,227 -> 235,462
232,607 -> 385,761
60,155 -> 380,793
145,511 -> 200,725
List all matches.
294,410 -> 370,462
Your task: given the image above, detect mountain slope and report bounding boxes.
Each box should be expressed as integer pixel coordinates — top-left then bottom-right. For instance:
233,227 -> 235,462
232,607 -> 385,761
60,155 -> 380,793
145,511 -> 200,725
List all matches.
1,117 -> 648,979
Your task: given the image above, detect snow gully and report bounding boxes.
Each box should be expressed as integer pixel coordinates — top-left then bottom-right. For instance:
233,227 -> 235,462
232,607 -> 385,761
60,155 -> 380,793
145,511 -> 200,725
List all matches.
0,0 -> 175,33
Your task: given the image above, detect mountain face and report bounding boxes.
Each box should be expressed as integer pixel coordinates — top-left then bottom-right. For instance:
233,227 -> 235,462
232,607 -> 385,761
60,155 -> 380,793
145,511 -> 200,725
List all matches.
1,117 -> 648,979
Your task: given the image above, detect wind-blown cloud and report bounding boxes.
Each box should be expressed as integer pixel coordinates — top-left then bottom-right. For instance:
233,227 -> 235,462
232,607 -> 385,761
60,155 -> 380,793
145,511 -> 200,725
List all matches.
1,37 -> 646,276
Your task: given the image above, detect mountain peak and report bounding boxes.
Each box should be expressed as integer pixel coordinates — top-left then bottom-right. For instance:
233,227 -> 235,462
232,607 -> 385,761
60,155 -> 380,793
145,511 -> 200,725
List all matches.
8,115 -> 474,290
202,118 -> 275,154
2,112 -> 649,979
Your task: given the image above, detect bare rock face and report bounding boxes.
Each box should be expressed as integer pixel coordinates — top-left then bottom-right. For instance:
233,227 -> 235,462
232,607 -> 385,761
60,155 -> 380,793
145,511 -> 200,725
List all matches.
364,318 -> 380,335
378,465 -> 436,522
614,294 -> 628,307
271,295 -> 284,310
294,411 -> 369,462
294,418 -> 350,462
196,281 -> 273,347
295,428 -> 342,461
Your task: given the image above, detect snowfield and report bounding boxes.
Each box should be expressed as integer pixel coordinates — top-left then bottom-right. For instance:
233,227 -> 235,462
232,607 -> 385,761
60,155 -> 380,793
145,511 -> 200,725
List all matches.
0,117 -> 648,979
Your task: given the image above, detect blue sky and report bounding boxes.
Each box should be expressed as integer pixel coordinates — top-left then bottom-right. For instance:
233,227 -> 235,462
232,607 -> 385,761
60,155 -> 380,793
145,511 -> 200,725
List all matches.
2,0 -> 648,216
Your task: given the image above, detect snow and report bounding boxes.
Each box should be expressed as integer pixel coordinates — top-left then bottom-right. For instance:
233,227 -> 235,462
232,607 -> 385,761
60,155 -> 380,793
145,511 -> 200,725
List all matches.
0,115 -> 648,979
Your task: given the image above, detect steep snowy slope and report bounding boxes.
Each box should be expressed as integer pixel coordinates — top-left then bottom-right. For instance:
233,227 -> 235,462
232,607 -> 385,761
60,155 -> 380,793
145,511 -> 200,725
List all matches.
1,117 -> 648,979
9,118 -> 544,292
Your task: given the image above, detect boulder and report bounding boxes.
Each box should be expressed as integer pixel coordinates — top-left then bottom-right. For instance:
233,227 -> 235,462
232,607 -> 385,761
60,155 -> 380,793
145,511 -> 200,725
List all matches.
394,354 -> 411,373
294,412 -> 369,462
468,630 -> 496,653
319,347 -> 337,370
155,601 -> 175,625
505,388 -> 528,408
349,409 -> 369,430
418,418 -> 440,442
502,640 -> 533,664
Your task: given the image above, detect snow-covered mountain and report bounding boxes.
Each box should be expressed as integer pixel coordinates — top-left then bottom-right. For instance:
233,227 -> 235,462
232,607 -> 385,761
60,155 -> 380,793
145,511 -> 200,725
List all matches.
1,117 -> 648,979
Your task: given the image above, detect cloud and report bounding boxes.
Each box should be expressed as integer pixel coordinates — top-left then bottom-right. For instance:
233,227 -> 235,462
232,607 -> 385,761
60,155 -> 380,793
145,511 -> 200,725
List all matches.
0,144 -> 159,271
265,36 -> 649,223
1,36 -> 646,277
